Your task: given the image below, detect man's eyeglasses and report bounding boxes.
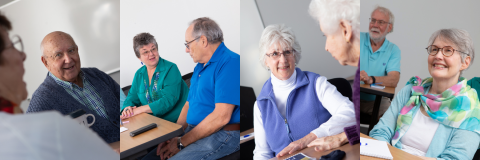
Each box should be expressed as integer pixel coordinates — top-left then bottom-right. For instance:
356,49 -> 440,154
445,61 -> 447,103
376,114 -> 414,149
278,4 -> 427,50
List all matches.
46,46 -> 78,61
265,50 -> 295,60
184,37 -> 200,49
369,18 -> 390,26
426,45 -> 468,57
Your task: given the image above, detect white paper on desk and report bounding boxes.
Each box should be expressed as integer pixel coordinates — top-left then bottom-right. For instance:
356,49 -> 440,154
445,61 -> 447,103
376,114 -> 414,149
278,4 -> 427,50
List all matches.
240,132 -> 254,141
120,127 -> 128,133
371,85 -> 385,89
360,137 -> 393,159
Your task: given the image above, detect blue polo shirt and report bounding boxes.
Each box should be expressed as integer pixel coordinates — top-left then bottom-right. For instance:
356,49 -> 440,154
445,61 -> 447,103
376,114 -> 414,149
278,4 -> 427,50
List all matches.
360,32 -> 401,101
186,42 -> 240,125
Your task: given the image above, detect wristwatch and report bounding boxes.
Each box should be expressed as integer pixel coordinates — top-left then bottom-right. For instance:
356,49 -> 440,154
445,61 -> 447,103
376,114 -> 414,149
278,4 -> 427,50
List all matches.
177,137 -> 185,150
370,76 -> 376,84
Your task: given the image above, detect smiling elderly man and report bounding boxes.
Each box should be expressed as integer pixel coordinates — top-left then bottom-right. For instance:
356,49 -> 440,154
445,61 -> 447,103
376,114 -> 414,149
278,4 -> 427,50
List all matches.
27,31 -> 120,144
359,6 -> 401,118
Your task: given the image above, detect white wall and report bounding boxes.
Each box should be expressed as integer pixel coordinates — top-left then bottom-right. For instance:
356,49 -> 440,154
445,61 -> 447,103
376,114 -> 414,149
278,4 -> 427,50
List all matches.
361,0 -> 480,94
1,0 -> 120,98
240,0 -> 268,96
241,0 -> 357,96
120,0 -> 240,88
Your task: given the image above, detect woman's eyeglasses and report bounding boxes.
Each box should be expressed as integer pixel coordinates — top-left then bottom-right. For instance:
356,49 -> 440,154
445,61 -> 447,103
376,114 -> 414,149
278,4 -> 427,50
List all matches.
265,50 -> 295,60
7,35 -> 23,53
426,45 -> 468,57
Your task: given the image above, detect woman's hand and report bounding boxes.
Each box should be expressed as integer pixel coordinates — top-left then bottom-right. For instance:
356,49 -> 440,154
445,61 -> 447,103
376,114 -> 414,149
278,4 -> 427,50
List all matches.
120,106 -> 137,119
307,132 -> 348,152
276,133 -> 317,158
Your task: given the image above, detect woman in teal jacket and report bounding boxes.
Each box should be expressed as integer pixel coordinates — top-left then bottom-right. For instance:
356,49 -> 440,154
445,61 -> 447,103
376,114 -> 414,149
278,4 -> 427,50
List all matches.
121,33 -> 188,123
370,29 -> 480,160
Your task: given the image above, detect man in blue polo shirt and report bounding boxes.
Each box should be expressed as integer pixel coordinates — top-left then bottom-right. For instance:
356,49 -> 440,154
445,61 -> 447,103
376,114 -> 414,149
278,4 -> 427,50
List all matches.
144,17 -> 240,160
360,6 -> 401,118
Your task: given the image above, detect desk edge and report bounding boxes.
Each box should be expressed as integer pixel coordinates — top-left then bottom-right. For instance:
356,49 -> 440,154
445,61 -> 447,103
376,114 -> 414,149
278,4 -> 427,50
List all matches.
120,127 -> 184,159
360,87 -> 394,98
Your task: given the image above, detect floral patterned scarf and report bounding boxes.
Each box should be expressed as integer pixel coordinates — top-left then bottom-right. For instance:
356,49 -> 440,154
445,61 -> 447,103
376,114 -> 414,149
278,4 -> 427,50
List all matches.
392,76 -> 480,147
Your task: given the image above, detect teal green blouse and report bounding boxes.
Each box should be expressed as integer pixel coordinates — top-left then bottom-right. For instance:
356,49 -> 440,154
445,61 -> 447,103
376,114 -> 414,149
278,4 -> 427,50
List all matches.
468,77 -> 480,100
122,58 -> 189,123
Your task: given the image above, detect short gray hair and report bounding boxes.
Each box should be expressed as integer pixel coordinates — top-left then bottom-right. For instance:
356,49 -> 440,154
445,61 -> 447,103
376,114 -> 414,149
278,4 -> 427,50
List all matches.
427,28 -> 475,75
259,24 -> 301,69
189,17 -> 223,44
133,32 -> 158,58
309,0 -> 360,40
372,5 -> 395,33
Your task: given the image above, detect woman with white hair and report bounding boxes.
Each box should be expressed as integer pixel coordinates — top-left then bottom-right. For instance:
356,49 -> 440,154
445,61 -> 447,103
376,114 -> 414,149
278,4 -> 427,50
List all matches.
253,24 -> 356,159
306,0 -> 361,151
370,29 -> 480,159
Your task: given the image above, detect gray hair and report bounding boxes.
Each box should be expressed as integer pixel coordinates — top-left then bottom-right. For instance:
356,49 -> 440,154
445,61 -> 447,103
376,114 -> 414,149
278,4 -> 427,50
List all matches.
259,24 -> 301,69
372,5 -> 395,33
427,28 -> 475,75
189,17 -> 223,44
309,0 -> 360,40
133,32 -> 158,58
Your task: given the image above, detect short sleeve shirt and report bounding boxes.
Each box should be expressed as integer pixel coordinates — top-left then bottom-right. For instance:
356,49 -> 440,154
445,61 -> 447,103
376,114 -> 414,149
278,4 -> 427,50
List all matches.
186,42 -> 240,125
360,32 -> 401,101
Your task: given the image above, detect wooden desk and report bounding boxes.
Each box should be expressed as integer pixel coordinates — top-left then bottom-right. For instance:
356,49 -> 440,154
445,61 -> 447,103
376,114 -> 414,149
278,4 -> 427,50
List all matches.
360,133 -> 421,160
270,141 -> 360,160
240,128 -> 254,144
360,84 -> 395,132
120,113 -> 183,159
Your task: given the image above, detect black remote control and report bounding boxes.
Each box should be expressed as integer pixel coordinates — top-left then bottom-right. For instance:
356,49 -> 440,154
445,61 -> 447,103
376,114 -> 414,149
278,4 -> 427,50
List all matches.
130,123 -> 157,137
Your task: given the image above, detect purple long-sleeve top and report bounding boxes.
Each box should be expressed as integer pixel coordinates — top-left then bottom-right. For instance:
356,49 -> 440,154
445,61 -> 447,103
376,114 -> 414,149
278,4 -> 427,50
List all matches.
344,62 -> 360,145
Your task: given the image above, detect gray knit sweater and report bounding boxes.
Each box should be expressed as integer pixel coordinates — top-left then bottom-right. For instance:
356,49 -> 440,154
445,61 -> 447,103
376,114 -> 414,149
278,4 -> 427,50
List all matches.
27,68 -> 120,143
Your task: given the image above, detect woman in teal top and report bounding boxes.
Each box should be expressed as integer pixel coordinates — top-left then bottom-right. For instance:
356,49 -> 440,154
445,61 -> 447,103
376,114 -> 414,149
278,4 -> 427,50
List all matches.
121,33 -> 188,123
370,29 -> 480,160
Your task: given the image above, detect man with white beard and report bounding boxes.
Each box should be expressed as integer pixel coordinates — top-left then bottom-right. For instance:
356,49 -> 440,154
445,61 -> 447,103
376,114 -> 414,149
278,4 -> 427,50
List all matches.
359,6 -> 401,119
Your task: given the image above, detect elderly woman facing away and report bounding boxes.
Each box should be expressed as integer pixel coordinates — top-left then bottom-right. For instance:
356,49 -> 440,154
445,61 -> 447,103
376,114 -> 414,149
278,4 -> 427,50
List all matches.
370,29 -> 480,160
253,24 -> 356,159
121,33 -> 189,123
307,0 -> 361,151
